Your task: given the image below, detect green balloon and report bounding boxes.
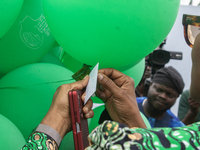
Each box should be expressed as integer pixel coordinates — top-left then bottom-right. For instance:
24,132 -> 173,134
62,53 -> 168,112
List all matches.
39,53 -> 65,67
48,46 -> 85,73
52,40 -> 60,47
49,46 -> 63,59
39,46 -> 68,68
0,114 -> 26,150
140,112 -> 151,129
91,96 -> 103,104
42,0 -> 180,68
120,58 -> 145,88
0,63 -> 75,141
0,0 -> 55,74
0,73 -> 5,80
60,131 -> 75,150
0,0 -> 24,38
61,50 -> 85,73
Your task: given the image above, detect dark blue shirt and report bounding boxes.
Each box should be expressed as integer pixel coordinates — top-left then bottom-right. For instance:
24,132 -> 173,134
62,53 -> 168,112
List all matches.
137,97 -> 185,127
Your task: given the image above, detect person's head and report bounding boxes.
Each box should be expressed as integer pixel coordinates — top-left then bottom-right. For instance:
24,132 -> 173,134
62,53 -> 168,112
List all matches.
147,66 -> 184,112
143,65 -> 151,79
144,55 -> 152,79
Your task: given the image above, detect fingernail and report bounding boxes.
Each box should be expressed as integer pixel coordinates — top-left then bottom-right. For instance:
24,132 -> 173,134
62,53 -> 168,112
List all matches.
84,75 -> 89,79
85,112 -> 90,118
98,73 -> 103,81
84,107 -> 88,113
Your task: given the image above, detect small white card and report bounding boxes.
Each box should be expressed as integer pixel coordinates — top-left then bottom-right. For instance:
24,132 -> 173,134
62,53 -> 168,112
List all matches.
84,63 -> 99,105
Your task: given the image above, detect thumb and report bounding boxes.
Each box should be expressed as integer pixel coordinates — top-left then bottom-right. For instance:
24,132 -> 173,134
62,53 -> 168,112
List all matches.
97,73 -> 120,94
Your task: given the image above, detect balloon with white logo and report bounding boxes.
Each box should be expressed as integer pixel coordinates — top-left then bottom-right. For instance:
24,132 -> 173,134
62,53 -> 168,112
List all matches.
0,0 -> 55,75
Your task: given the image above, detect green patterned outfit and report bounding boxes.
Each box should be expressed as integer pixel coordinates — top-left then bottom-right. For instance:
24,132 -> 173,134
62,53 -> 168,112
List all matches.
87,121 -> 200,150
22,121 -> 200,150
21,132 -> 58,150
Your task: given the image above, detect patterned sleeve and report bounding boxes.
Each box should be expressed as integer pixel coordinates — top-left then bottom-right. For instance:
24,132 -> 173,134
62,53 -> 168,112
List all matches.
86,120 -> 200,150
21,132 -> 58,150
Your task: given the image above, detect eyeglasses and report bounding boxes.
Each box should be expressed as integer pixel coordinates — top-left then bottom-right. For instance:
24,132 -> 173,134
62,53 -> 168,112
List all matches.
182,14 -> 200,48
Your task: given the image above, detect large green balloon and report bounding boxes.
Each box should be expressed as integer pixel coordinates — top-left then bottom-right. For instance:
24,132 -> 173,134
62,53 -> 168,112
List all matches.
0,73 -> 5,80
42,0 -> 180,68
0,114 -> 26,150
44,46 -> 84,73
39,53 -> 66,67
119,58 -> 145,88
0,0 -> 55,74
0,0 -> 24,38
0,63 -> 75,142
140,112 -> 151,128
60,131 -> 75,150
39,45 -> 65,67
49,45 -> 63,59
61,50 -> 85,73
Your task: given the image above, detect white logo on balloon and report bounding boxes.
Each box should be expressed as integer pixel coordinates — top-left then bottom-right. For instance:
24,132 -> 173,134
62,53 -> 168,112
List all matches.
19,14 -> 50,49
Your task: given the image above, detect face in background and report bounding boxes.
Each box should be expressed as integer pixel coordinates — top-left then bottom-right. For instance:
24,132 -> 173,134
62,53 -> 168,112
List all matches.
143,65 -> 151,79
144,56 -> 152,80
147,83 -> 179,112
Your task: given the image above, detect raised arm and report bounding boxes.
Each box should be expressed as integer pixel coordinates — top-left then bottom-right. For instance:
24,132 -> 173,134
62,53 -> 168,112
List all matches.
190,33 -> 200,102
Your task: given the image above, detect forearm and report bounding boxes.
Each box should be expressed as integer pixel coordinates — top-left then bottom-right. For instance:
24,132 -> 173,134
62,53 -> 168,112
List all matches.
126,111 -> 147,128
190,65 -> 200,102
181,110 -> 197,125
190,34 -> 200,102
40,108 -> 70,139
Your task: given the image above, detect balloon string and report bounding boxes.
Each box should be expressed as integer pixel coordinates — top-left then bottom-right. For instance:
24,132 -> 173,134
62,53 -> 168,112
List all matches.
0,78 -> 74,89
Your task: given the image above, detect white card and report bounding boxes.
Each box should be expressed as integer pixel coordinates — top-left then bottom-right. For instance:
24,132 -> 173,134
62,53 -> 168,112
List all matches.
84,63 -> 99,105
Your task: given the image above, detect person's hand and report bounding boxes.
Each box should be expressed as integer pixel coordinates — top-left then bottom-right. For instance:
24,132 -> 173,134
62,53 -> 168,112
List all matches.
188,97 -> 200,115
96,68 -> 146,128
40,75 -> 94,139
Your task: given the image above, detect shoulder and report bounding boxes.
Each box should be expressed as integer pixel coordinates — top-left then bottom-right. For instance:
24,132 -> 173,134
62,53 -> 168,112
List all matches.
167,110 -> 180,120
136,97 -> 147,103
167,110 -> 185,127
